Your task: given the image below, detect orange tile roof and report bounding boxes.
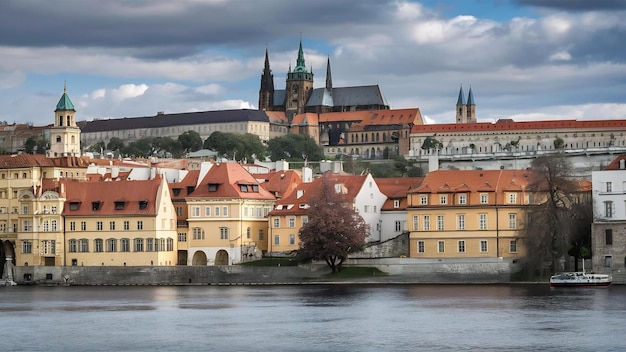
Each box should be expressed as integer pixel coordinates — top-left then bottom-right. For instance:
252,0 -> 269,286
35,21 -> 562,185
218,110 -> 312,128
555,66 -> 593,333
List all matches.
190,162 -> 275,200
375,177 -> 423,210
411,169 -> 534,194
269,173 -> 367,216
256,169 -> 302,199
319,108 -> 423,125
169,170 -> 200,200
62,177 -> 163,216
265,111 -> 288,124
604,154 -> 626,170
0,154 -> 55,168
411,119 -> 626,133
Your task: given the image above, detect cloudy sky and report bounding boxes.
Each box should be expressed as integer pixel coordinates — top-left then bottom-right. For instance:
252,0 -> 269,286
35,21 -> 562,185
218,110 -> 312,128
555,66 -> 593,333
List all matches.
1,0 -> 625,126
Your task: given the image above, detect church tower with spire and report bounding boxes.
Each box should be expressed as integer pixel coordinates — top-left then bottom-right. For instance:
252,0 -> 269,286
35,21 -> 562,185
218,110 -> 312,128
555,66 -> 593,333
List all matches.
456,85 -> 476,123
47,83 -> 81,157
258,47 -> 274,111
284,39 -> 314,122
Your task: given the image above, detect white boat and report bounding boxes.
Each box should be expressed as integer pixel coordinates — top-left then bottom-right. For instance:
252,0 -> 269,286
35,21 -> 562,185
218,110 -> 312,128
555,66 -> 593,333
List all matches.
549,271 -> 612,288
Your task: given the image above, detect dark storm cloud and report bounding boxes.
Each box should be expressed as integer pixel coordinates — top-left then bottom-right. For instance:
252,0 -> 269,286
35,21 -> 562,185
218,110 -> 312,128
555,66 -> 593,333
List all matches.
0,0 -> 393,52
516,0 -> 626,11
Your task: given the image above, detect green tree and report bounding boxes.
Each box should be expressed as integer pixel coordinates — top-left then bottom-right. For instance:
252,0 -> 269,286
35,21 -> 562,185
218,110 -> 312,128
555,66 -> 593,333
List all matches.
267,134 -> 324,162
107,137 -> 125,152
238,133 -> 267,162
553,137 -> 565,149
153,137 -> 184,158
298,174 -> 369,273
87,140 -> 106,153
124,137 -> 156,157
178,130 -> 203,153
24,135 -> 47,154
204,131 -> 240,159
421,136 -> 442,151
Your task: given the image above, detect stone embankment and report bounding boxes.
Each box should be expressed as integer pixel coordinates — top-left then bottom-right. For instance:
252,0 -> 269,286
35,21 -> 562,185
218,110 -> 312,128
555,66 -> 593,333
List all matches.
11,257 -> 526,286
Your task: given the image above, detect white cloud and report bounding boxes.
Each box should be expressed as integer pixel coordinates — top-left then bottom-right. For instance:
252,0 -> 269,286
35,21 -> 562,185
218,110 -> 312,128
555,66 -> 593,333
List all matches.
549,50 -> 572,61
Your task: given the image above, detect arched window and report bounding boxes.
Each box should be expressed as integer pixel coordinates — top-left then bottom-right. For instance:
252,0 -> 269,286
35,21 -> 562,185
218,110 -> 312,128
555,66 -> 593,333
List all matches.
56,136 -> 61,143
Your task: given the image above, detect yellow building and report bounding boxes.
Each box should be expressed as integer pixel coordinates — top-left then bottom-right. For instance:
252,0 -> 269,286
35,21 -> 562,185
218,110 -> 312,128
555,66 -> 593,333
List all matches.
407,169 -> 539,259
61,177 -> 178,266
185,162 -> 275,265
0,154 -> 90,266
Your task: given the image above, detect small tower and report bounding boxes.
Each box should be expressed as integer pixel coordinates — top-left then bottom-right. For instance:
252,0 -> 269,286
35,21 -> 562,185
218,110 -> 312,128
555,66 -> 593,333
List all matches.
456,85 -> 467,123
285,38 -> 314,123
48,83 -> 81,157
466,86 -> 476,123
456,85 -> 477,124
258,47 -> 274,111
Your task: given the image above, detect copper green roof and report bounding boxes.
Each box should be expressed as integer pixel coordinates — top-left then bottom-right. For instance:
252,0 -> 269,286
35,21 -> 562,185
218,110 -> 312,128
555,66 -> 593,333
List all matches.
55,86 -> 75,111
293,39 -> 308,73
457,86 -> 466,105
467,87 -> 475,105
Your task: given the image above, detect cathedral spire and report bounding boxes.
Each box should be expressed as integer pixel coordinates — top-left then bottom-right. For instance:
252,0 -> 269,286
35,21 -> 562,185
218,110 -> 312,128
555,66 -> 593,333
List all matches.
293,38 -> 307,73
259,46 -> 275,111
457,85 -> 466,105
325,56 -> 333,91
467,86 -> 475,106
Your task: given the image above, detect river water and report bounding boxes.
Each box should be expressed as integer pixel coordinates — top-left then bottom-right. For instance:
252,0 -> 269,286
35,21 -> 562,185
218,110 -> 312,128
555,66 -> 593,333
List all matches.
1,284 -> 624,352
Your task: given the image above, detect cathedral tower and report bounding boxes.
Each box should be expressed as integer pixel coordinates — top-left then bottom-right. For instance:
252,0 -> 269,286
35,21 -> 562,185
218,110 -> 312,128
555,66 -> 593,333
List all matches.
258,47 -> 274,111
285,39 -> 314,122
456,85 -> 476,123
48,84 -> 81,157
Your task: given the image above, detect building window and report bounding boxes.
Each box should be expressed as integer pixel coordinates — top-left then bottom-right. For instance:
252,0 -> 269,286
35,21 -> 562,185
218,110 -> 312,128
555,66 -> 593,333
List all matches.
457,214 -> 465,230
479,214 -> 487,230
178,233 -> 187,242
176,206 -> 183,216
480,193 -> 488,204
193,228 -> 205,240
220,227 -> 228,240
437,240 -> 445,253
458,240 -> 465,253
51,220 -> 57,231
95,239 -> 103,252
302,216 -> 308,225
508,214 -> 517,229
437,215 -> 444,231
146,238 -> 154,252
259,229 -> 264,241
480,240 -> 488,253
420,195 -> 428,205
604,256 -> 612,267
215,207 -> 220,216
109,221 -> 115,231
289,234 -> 296,245
412,215 -> 419,231
106,239 -> 117,252
606,182 -> 613,192
81,221 -> 86,231
604,201 -> 614,218
458,194 -> 467,205
192,206 -> 200,217
68,239 -> 77,253
97,221 -> 103,231
439,195 -> 447,205
289,217 -> 295,228
423,215 -> 430,231
43,220 -> 49,232
22,241 -> 32,254
417,241 -> 425,253
246,227 -> 251,239
137,221 -> 143,230
605,229 -> 613,245
124,221 -> 129,230
364,205 -> 370,213
508,193 -> 517,204
393,200 -> 400,208
167,238 -> 174,251
274,235 -> 280,245
273,218 -> 280,228
79,239 -> 89,252
509,240 -> 517,253
121,239 -> 130,252
395,221 -> 402,232
134,239 -> 144,252
204,206 -> 211,216
70,222 -> 76,231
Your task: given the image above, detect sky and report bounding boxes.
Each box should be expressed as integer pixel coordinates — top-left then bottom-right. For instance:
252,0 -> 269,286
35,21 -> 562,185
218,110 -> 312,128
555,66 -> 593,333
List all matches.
1,0 -> 625,126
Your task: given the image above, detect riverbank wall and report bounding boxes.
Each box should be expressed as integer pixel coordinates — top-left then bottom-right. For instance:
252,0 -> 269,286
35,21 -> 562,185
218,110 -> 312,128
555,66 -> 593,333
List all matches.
11,257 -> 524,286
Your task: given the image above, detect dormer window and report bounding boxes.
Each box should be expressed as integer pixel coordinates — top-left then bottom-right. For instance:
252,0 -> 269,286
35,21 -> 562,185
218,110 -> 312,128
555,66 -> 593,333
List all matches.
240,184 -> 248,192
92,201 -> 101,211
115,201 -> 125,210
252,185 -> 259,192
297,190 -> 304,198
208,184 -> 218,192
139,201 -> 148,210
69,202 -> 80,211
172,188 -> 181,196
186,186 -> 194,195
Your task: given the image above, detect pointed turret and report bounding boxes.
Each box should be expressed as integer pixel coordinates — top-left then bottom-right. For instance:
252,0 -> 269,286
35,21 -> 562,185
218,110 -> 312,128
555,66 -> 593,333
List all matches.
49,83 -> 81,157
456,85 -> 468,123
56,82 -> 75,111
293,38 -> 307,73
325,56 -> 333,91
259,47 -> 275,110
467,87 -> 475,106
456,85 -> 466,105
466,86 -> 476,123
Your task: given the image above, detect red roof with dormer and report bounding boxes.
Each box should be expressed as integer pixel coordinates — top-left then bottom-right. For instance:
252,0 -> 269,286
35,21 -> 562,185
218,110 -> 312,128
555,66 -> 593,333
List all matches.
375,177 -> 423,210
411,169 -> 534,194
189,162 -> 275,200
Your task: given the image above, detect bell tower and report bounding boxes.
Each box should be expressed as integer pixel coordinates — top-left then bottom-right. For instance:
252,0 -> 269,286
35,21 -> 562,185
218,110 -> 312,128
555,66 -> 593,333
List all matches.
285,39 -> 314,123
48,83 -> 81,157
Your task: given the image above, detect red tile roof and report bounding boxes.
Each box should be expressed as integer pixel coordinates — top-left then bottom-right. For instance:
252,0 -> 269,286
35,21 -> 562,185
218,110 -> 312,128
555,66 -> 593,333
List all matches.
411,169 -> 534,194
62,177 -> 164,216
190,162 -> 275,200
375,177 -> 423,210
256,169 -> 302,199
411,119 -> 626,133
604,154 -> 626,170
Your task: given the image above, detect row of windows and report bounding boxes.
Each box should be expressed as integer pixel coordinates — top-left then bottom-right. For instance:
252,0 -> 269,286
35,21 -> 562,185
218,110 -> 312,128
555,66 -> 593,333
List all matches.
273,234 -> 297,246
21,240 -> 56,255
417,193 -> 517,205
272,216 -> 309,228
191,227 -> 229,240
416,240 -> 518,254
69,220 -> 143,231
411,214 -> 517,231
191,206 -> 229,217
67,238 -> 174,253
